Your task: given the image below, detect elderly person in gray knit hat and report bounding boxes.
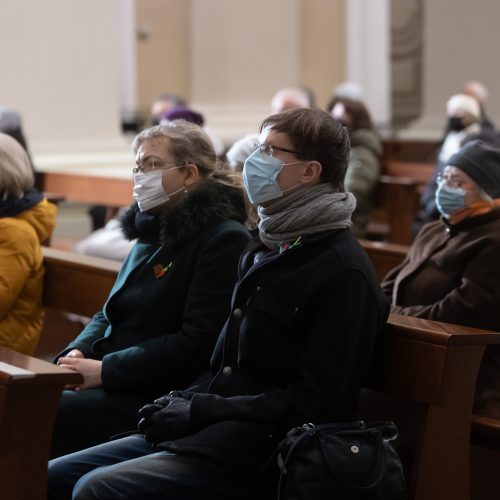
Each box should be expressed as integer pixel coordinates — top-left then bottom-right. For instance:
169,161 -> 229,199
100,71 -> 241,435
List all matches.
382,140 -> 500,417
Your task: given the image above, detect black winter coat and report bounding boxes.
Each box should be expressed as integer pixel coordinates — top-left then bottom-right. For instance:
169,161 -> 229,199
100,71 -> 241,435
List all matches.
60,179 -> 251,393
161,228 -> 389,476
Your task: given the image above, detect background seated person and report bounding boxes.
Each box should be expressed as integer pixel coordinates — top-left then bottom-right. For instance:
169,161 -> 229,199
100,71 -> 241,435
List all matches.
327,96 -> 382,238
48,108 -> 389,500
415,93 -> 497,233
382,140 -> 500,418
50,121 -> 250,457
0,133 -> 56,354
0,107 -> 34,169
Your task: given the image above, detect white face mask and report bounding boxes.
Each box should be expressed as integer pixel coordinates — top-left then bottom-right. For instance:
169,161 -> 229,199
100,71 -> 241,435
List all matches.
133,169 -> 185,212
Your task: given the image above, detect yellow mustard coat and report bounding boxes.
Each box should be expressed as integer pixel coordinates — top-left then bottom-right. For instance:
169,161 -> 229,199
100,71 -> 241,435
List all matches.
0,198 -> 56,354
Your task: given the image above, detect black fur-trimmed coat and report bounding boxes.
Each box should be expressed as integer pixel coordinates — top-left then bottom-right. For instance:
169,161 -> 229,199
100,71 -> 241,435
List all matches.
63,179 -> 250,391
51,180 -> 251,456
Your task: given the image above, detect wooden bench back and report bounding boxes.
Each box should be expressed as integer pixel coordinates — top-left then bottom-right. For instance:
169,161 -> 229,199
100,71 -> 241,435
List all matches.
36,247 -> 121,360
382,161 -> 435,193
360,239 -> 408,280
42,247 -> 121,318
366,160 -> 434,245
0,348 -> 82,499
360,238 -> 500,496
382,138 -> 438,164
364,314 -> 500,500
1,245 -> 493,498
368,176 -> 420,245
35,245 -> 500,500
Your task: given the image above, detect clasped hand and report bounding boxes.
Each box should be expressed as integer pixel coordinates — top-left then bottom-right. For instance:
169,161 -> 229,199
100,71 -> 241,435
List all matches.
138,394 -> 191,445
57,350 -> 102,390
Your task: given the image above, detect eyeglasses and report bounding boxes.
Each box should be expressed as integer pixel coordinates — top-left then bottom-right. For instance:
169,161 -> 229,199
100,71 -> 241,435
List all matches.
253,142 -> 297,157
133,160 -> 186,174
436,174 -> 475,190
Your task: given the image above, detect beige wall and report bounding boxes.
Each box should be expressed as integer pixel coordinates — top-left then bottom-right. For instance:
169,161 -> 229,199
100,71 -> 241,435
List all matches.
135,0 -> 191,114
187,0 -> 346,144
300,0 -> 346,109
405,0 -> 500,136
0,0 -> 347,154
0,0 -> 125,153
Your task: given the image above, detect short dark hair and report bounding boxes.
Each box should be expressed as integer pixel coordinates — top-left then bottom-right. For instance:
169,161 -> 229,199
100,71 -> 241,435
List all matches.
260,108 -> 350,191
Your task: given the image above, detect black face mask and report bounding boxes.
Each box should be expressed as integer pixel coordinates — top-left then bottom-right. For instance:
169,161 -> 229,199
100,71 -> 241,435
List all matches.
448,116 -> 466,132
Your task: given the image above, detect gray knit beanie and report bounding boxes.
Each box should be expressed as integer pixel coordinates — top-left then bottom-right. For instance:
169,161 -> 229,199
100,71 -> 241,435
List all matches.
447,140 -> 500,198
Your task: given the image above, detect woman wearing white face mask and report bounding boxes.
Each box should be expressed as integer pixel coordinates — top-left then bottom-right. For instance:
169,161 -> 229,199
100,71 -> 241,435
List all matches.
382,140 -> 500,417
50,120 -> 251,458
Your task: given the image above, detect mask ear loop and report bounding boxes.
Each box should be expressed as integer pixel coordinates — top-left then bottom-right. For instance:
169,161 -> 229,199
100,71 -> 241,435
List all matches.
278,160 -> 311,197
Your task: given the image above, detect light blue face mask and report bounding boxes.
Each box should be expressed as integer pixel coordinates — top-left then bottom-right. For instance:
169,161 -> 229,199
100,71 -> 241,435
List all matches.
435,184 -> 466,218
242,149 -> 304,204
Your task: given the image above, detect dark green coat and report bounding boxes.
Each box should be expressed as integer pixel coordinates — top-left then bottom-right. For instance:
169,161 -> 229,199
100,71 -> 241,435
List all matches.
51,180 -> 250,457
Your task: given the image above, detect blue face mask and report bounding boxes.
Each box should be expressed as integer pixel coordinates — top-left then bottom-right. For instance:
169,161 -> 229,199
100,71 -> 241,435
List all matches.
435,184 -> 466,218
242,149 -> 304,204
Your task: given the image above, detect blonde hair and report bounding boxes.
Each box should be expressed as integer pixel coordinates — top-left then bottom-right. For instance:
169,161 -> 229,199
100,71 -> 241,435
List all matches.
0,132 -> 34,199
133,120 -> 230,178
133,121 -> 255,226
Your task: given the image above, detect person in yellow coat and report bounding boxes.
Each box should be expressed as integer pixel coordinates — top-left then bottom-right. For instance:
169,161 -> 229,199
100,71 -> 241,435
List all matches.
0,132 -> 56,354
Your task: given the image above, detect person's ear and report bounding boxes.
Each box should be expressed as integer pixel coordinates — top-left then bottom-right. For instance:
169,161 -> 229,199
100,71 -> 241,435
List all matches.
301,161 -> 322,185
183,164 -> 200,187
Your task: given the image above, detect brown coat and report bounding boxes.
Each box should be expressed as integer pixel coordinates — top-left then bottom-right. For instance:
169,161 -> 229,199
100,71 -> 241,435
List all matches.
381,208 -> 500,414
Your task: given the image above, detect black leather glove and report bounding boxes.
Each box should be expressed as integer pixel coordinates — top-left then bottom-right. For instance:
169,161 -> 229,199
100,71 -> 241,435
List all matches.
138,397 -> 192,445
137,391 -> 184,431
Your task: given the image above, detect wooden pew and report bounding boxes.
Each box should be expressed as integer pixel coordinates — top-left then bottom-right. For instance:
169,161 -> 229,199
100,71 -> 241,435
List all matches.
368,175 -> 420,245
35,247 -> 121,359
363,314 -> 500,500
382,160 -> 435,194
41,246 -> 121,318
360,239 -> 500,498
39,172 -> 133,207
382,138 -> 439,164
360,239 -> 408,281
33,245 -> 500,499
0,348 -> 82,499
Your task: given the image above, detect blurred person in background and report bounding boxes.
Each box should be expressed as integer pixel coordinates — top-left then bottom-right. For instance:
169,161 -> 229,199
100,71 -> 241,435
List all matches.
415,93 -> 497,233
0,133 -> 56,354
463,80 -> 496,131
327,96 -> 382,238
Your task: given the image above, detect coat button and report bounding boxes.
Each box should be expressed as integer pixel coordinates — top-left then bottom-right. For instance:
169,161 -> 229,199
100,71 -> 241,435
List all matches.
222,366 -> 232,376
233,308 -> 242,318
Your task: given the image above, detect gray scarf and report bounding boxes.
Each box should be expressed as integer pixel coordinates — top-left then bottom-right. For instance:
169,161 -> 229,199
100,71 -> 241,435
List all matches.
258,183 -> 356,249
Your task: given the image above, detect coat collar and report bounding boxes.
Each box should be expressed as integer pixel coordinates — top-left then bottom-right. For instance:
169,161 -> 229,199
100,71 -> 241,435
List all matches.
440,206 -> 500,234
120,178 -> 247,250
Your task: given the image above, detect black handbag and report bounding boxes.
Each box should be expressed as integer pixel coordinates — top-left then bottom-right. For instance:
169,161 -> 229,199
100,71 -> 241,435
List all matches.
275,421 -> 408,500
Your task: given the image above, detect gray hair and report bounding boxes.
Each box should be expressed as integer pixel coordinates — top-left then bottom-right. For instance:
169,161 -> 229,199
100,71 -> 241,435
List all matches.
0,132 -> 33,199
226,133 -> 258,171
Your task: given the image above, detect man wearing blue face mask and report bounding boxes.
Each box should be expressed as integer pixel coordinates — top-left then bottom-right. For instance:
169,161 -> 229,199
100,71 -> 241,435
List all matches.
48,108 -> 389,500
382,140 -> 500,418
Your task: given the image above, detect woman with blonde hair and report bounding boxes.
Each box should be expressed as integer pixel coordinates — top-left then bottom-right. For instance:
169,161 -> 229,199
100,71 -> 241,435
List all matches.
51,120 -> 251,457
0,132 -> 56,354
